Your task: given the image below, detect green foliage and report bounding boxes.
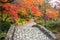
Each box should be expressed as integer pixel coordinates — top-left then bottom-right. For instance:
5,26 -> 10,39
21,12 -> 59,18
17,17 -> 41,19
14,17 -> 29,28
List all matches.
0,11 -> 12,40
0,13 -> 12,31
45,19 -> 60,33
0,13 -> 11,40
36,19 -> 60,33
45,19 -> 60,27
0,21 -> 11,31
0,21 -> 11,40
36,20 -> 45,26
0,32 -> 6,40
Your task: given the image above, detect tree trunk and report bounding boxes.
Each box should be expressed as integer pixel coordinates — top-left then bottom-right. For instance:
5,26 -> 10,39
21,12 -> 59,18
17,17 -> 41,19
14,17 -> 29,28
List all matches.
5,22 -> 57,40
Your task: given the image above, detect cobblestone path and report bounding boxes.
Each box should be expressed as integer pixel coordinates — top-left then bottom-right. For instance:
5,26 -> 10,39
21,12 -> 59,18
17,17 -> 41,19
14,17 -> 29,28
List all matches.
5,23 -> 57,40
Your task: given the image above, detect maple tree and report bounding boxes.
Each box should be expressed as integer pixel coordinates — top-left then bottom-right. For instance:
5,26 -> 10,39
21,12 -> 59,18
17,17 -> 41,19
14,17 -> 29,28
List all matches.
0,0 -> 19,22
0,0 -> 59,24
46,9 -> 59,19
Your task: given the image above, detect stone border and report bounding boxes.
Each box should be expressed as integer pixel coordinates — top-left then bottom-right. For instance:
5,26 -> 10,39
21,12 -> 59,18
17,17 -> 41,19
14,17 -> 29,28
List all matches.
32,24 -> 58,40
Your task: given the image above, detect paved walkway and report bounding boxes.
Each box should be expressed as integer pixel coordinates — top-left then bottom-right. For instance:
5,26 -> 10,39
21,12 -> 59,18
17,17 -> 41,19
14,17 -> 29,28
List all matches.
5,23 -> 57,40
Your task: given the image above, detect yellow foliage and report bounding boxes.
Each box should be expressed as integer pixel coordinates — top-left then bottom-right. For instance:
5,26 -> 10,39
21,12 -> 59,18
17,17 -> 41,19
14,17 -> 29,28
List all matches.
20,8 -> 28,16
38,0 -> 44,6
34,11 -> 43,17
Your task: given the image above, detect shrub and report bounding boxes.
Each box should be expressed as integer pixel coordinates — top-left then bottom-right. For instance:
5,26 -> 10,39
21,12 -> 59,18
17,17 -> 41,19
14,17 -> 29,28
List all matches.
0,21 -> 11,32
0,32 -> 6,40
45,19 -> 60,33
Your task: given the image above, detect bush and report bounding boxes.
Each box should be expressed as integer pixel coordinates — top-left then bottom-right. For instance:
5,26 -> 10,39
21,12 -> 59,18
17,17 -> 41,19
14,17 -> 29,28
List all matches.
45,19 -> 60,33
0,21 -> 11,32
0,21 -> 11,40
0,32 -> 6,40
36,19 -> 60,33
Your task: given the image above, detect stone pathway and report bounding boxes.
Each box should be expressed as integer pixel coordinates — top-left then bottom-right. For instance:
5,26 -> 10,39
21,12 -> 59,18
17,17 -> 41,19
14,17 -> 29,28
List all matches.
5,23 -> 57,40
14,26 -> 50,40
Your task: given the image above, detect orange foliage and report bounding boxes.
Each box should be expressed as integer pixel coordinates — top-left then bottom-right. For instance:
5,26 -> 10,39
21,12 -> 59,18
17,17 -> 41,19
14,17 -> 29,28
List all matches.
21,0 -> 44,8
20,8 -> 28,16
34,11 -> 43,17
0,0 -> 59,21
46,9 -> 58,13
3,3 -> 11,10
1,0 -> 7,2
38,0 -> 44,6
46,9 -> 59,19
31,5 -> 38,14
32,0 -> 39,5
21,0 -> 33,8
0,3 -> 19,21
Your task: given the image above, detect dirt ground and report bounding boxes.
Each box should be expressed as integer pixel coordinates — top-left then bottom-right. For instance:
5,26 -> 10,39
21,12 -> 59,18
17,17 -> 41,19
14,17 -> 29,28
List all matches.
56,32 -> 60,40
